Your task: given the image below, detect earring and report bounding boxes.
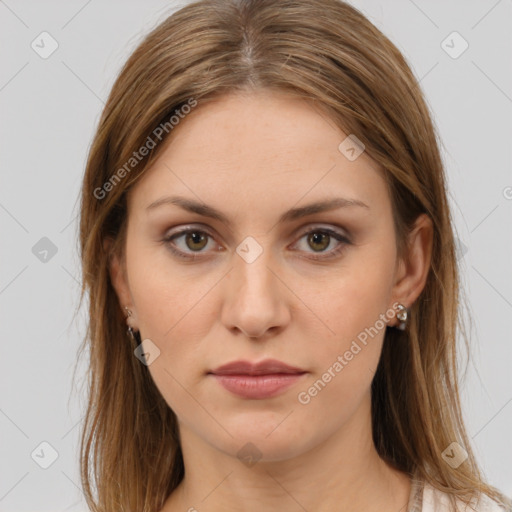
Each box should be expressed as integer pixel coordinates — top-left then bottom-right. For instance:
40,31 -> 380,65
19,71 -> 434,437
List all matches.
124,305 -> 138,342
396,303 -> 408,330
127,325 -> 138,343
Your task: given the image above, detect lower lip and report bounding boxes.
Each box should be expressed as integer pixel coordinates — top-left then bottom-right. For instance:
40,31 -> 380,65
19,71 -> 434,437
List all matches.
210,373 -> 307,399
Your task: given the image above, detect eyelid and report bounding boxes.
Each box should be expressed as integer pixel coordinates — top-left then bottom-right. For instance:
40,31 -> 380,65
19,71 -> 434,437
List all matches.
163,224 -> 217,243
294,224 -> 350,240
163,225 -> 221,258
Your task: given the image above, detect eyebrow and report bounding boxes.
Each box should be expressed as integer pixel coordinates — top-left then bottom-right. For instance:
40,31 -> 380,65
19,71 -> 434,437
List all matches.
145,195 -> 369,227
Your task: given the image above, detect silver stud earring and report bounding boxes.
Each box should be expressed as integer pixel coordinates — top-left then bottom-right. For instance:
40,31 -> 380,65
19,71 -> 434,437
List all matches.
396,303 -> 408,330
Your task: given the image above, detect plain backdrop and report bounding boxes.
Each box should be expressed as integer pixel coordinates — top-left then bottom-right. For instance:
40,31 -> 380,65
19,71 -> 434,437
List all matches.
0,0 -> 511,510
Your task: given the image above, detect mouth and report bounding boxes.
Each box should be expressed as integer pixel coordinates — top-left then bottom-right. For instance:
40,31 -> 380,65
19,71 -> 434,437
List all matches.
208,359 -> 308,399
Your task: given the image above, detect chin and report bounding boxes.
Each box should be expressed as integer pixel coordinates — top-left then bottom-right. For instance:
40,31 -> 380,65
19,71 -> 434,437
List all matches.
209,416 -> 315,462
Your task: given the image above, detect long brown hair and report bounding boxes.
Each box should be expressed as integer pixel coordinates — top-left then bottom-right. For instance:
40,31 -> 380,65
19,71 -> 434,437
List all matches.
76,0 -> 511,510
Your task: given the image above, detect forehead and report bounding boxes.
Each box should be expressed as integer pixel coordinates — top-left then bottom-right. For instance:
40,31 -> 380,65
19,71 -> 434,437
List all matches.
128,90 -> 389,220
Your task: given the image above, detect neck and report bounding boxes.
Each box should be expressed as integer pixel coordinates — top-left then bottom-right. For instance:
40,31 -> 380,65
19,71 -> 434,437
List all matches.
162,395 -> 411,512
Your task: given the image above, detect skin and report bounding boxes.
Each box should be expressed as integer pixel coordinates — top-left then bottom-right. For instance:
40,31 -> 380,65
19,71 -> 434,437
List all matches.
109,90 -> 433,512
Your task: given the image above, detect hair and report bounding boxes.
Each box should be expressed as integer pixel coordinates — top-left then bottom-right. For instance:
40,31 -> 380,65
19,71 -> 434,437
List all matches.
76,0 -> 512,510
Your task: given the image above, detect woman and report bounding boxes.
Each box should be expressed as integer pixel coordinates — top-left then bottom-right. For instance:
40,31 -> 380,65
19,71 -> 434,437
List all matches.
77,0 -> 512,511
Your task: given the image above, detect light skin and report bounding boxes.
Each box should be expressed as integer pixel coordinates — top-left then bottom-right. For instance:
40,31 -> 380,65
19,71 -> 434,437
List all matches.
109,90 -> 433,512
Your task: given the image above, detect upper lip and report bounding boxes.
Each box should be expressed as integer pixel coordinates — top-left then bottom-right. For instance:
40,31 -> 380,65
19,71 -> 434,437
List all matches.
209,359 -> 306,376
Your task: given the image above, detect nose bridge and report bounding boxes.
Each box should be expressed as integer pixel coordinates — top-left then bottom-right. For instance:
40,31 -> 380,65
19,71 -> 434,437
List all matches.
221,236 -> 289,338
233,237 -> 279,305
236,246 -> 274,297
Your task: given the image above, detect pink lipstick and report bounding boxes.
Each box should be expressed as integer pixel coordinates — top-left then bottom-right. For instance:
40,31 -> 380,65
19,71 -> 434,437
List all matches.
208,359 -> 307,399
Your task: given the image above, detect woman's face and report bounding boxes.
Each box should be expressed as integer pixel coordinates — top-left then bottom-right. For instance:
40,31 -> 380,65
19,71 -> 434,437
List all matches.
111,90 -> 427,461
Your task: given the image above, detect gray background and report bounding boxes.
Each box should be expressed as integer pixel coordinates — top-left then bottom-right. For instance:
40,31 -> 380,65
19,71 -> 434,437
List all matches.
1,0 -> 511,510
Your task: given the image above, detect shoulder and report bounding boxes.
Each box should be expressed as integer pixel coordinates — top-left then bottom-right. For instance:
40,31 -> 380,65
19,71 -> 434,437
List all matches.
422,482 -> 511,512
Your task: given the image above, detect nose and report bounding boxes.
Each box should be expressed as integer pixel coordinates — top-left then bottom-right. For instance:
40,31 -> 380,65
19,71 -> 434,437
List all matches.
220,245 -> 291,339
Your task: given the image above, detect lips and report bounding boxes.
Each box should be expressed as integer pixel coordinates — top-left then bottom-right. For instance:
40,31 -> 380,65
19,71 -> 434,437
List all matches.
209,358 -> 306,376
208,359 -> 307,399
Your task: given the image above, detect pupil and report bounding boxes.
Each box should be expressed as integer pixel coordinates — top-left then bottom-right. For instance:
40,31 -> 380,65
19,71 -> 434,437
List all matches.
309,232 -> 329,251
187,232 -> 207,250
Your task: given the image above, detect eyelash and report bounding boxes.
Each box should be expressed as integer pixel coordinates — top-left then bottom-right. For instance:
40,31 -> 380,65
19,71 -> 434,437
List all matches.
162,226 -> 351,262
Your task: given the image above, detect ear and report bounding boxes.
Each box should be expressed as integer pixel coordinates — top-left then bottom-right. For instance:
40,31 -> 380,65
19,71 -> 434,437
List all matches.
104,236 -> 132,314
389,213 -> 433,325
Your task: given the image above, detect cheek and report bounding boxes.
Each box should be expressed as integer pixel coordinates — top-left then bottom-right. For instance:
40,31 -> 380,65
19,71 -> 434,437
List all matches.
128,238 -> 217,337
133,272 -> 217,365
296,242 -> 396,398
305,244 -> 396,345
127,250 -> 222,407
295,276 -> 389,427
131,270 -> 215,416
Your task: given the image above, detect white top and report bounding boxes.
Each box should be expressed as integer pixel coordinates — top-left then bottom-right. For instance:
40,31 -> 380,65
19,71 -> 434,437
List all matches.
407,478 -> 511,512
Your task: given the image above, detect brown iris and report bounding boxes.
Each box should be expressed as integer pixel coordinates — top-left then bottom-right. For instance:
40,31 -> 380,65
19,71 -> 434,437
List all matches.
185,231 -> 208,251
308,232 -> 330,252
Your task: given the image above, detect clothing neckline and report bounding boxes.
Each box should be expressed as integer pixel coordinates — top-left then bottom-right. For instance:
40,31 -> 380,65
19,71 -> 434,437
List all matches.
406,471 -> 425,512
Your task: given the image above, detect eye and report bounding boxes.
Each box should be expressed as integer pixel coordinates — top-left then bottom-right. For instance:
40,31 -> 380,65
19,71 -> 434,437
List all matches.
163,225 -> 351,262
163,228 -> 218,260
292,227 -> 351,260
